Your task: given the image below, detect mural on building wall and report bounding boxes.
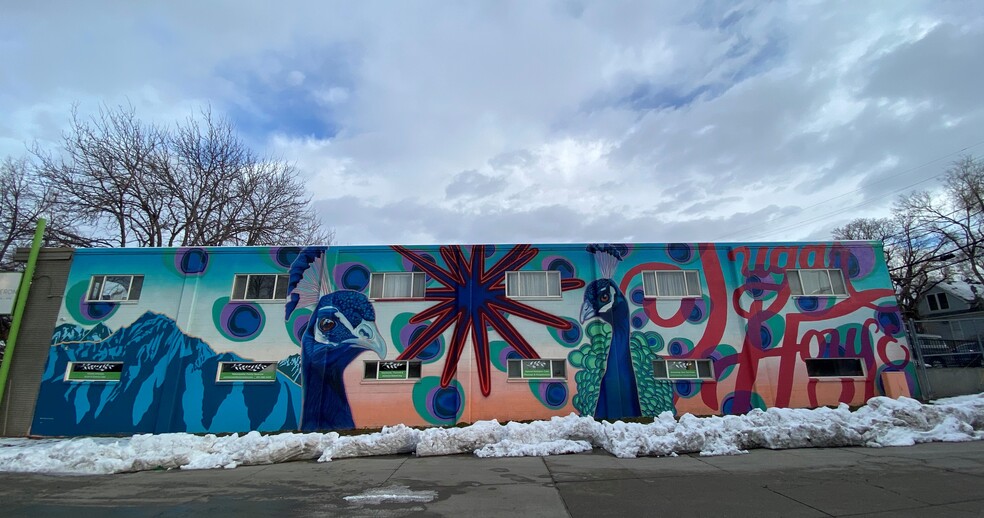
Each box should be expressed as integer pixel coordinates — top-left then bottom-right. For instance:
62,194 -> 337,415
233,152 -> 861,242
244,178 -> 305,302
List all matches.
392,244 -> 585,396
284,247 -> 386,431
572,244 -> 675,420
28,240 -> 915,437
32,247 -> 305,436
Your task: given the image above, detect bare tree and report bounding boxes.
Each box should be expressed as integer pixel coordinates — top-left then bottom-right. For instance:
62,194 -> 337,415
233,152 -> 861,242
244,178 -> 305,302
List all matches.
833,211 -> 947,319
0,156 -> 93,269
35,104 -> 333,248
895,156 -> 984,287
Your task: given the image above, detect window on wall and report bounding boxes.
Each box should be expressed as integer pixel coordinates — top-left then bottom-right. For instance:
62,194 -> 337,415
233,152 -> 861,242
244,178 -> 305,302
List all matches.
369,272 -> 426,299
653,359 -> 714,379
505,271 -> 562,299
363,360 -> 422,380
232,274 -> 289,301
86,275 -> 144,302
804,358 -> 864,377
507,359 -> 567,379
787,269 -> 847,296
927,293 -> 950,312
642,270 -> 702,298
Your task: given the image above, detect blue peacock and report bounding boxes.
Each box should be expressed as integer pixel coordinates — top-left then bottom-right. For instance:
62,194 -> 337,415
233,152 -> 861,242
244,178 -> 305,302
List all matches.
285,247 -> 386,431
579,244 -> 642,420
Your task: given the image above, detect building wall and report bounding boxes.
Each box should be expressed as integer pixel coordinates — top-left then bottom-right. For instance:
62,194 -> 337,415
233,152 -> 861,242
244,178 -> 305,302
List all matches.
28,241 -> 915,436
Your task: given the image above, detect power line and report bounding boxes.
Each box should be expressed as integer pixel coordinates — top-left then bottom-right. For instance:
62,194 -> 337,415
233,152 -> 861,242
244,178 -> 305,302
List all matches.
717,140 -> 984,241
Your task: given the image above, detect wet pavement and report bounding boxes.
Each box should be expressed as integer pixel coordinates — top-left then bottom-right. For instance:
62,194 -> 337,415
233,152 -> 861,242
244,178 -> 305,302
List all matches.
2,440 -> 984,517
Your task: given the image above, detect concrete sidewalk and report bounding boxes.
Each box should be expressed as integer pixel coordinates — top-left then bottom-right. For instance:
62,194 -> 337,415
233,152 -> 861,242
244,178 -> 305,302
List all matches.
2,441 -> 984,517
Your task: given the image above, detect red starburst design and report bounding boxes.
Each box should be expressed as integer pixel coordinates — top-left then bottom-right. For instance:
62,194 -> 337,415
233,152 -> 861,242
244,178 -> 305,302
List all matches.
393,244 -> 585,396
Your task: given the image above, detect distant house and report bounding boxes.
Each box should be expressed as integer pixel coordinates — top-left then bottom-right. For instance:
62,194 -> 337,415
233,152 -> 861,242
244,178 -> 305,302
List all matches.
917,281 -> 984,320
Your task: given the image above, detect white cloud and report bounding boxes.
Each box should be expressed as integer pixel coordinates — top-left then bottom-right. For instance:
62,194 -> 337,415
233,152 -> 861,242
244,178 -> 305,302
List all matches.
2,1 -> 983,245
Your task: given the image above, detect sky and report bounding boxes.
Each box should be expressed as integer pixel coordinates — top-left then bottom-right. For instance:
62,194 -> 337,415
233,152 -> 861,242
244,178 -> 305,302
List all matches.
2,1 -> 983,246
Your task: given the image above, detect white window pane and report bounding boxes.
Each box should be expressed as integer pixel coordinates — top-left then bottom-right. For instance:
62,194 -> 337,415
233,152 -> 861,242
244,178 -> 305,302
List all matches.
685,271 -> 701,296
384,273 -> 412,298
507,359 -> 521,378
506,272 -> 518,297
829,270 -> 846,295
787,271 -> 803,295
412,272 -> 426,297
128,276 -> 144,300
656,271 -> 686,296
521,272 -> 547,296
547,272 -> 561,297
88,276 -> 104,301
274,275 -> 289,299
102,276 -> 131,300
643,272 -> 657,297
247,275 -> 276,299
370,274 -> 384,299
799,270 -> 828,295
233,275 -> 248,299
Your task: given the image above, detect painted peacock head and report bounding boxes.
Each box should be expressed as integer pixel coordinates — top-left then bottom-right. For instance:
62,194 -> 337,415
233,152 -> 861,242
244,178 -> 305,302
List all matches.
581,278 -> 625,324
304,291 -> 386,359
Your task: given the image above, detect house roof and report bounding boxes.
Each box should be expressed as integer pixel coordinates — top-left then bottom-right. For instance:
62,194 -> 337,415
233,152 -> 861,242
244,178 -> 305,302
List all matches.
935,281 -> 984,302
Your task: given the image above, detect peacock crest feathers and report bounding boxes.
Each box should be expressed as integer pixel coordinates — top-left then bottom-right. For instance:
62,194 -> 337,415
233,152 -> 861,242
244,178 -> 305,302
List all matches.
285,246 -> 333,320
587,243 -> 628,279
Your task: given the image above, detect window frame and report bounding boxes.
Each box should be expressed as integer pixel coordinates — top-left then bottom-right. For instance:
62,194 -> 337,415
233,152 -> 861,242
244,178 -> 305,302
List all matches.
641,270 -> 703,299
804,358 -> 866,378
652,359 -> 715,380
363,360 -> 423,380
231,273 -> 290,302
504,270 -> 563,300
927,292 -> 950,312
368,272 -> 427,300
787,269 -> 848,297
506,358 -> 567,380
85,274 -> 144,303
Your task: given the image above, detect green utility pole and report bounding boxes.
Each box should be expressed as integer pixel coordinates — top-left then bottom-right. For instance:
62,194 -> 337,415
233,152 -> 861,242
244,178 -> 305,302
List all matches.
0,219 -> 46,408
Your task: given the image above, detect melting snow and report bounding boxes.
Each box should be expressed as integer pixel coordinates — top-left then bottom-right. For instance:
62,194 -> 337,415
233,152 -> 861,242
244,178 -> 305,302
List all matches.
343,485 -> 437,504
1,394 -> 983,475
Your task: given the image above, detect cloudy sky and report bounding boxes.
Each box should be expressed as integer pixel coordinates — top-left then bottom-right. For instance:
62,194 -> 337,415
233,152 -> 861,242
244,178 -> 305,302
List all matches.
2,1 -> 983,245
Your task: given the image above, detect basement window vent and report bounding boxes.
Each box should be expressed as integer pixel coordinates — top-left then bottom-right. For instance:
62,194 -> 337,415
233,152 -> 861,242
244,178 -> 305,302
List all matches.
364,360 -> 422,380
507,359 -> 567,379
653,359 -> 714,379
805,358 -> 864,377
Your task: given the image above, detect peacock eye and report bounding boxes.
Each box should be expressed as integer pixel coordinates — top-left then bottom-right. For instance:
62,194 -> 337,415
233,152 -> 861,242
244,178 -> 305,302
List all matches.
600,293 -> 610,303
318,318 -> 336,333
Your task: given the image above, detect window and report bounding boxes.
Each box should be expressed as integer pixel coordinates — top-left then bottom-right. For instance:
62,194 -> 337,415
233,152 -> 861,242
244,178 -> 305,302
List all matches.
787,269 -> 847,296
505,271 -> 562,299
507,359 -> 567,379
642,270 -> 702,298
653,359 -> 714,379
86,275 -> 144,302
232,274 -> 289,301
927,293 -> 950,312
805,358 -> 864,377
364,360 -> 422,380
369,272 -> 426,299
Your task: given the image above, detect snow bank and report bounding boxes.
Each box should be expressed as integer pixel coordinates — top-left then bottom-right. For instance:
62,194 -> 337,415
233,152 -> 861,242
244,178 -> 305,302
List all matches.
1,395 -> 983,475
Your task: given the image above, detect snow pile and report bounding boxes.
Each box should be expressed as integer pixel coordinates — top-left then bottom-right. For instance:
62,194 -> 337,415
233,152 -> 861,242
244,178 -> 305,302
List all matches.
1,395 -> 983,475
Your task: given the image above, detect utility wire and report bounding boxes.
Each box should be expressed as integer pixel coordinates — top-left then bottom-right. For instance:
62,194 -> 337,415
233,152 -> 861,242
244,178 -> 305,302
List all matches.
717,140 -> 984,241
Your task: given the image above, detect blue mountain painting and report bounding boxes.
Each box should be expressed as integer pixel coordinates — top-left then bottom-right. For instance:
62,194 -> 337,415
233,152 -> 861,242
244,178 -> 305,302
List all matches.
32,311 -> 301,436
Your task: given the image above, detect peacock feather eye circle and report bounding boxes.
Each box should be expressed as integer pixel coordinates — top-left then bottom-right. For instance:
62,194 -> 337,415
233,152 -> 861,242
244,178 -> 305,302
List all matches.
318,318 -> 336,333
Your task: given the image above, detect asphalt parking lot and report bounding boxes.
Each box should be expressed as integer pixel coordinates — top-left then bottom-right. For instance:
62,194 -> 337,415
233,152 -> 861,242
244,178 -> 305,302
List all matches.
2,441 -> 984,517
